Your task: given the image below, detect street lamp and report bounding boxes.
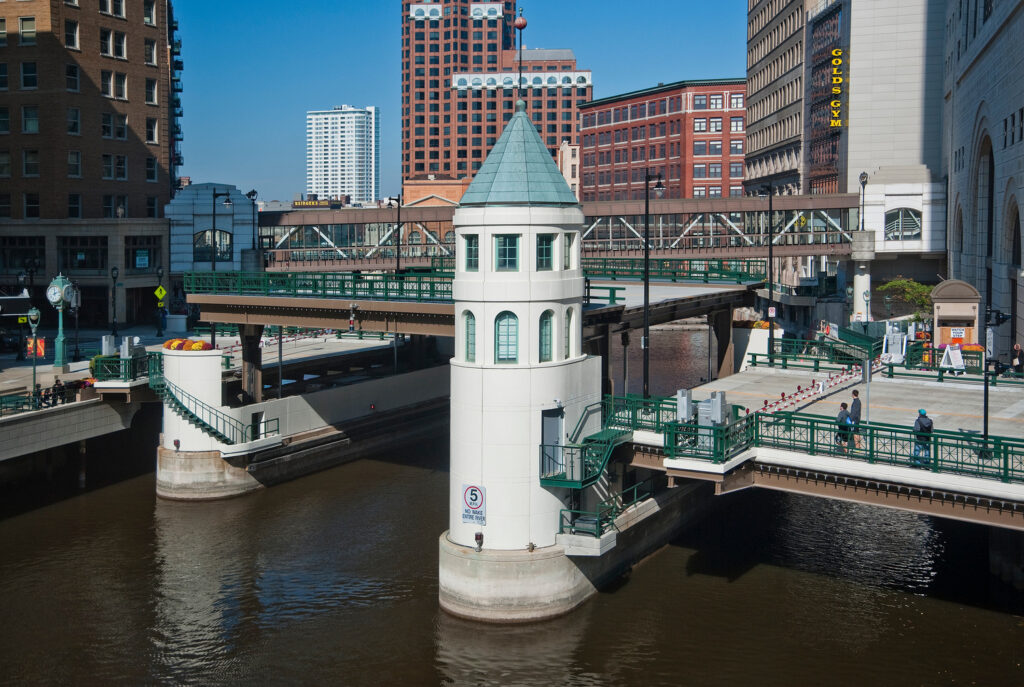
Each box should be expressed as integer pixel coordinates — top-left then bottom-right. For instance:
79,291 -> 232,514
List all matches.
846,285 -> 853,325
156,266 -> 165,338
387,194 -> 402,274
110,265 -> 119,337
863,289 -> 871,322
210,188 -> 233,348
760,184 -> 776,365
245,189 -> 258,250
859,171 -> 868,233
27,306 -> 40,408
642,169 -> 665,399
884,294 -> 893,319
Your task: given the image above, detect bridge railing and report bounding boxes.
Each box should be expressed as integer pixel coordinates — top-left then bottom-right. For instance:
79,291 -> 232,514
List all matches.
184,270 -> 454,303
755,412 -> 1024,483
558,477 -> 656,537
581,257 -> 766,283
93,353 -> 156,382
664,413 -> 757,463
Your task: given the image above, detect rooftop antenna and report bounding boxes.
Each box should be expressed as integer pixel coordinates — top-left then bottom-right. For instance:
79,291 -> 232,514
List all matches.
515,9 -> 527,103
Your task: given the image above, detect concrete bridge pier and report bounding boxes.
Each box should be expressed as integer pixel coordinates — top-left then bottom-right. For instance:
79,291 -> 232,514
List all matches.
709,307 -> 734,380
989,528 -> 1024,590
240,324 -> 265,404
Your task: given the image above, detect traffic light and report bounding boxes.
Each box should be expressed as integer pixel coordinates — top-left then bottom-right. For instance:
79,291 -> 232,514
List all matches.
989,308 -> 1011,326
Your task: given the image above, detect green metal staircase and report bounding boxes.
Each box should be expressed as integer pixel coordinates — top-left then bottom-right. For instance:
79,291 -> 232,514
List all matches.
146,353 -> 263,445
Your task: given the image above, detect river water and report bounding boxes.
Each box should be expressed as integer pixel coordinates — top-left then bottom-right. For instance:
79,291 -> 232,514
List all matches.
1,329 -> 1022,685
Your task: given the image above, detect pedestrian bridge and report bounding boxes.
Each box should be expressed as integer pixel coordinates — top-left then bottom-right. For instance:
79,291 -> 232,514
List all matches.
544,395 -> 1024,539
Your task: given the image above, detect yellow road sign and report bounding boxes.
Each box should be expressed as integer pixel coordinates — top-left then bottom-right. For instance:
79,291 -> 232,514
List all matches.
18,316 -> 27,324
154,285 -> 167,300
157,301 -> 165,308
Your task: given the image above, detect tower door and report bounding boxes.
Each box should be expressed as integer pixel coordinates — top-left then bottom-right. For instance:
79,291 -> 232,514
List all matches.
541,408 -> 566,479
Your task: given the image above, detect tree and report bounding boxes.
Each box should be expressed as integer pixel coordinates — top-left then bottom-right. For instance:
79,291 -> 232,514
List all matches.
877,277 -> 932,320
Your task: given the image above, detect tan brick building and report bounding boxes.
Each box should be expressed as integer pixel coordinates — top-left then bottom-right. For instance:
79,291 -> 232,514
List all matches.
0,0 -> 180,326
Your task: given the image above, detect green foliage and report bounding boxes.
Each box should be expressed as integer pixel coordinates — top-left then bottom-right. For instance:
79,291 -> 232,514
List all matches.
878,277 -> 933,320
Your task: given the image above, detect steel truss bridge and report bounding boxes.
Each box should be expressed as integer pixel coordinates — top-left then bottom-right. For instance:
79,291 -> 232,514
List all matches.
258,194 -> 858,271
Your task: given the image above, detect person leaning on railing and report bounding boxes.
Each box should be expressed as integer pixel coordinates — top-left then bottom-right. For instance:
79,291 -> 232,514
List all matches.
912,409 -> 934,466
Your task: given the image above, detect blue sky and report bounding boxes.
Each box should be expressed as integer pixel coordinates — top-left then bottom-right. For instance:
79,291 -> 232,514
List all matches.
176,1 -> 747,202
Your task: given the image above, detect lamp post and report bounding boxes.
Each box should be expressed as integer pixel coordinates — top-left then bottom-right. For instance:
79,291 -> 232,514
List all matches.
859,171 -> 868,233
387,194 -> 402,274
16,270 -> 28,361
884,294 -> 893,320
156,266 -> 164,338
71,281 -> 82,362
846,285 -> 853,325
27,307 -> 40,408
760,184 -> 775,365
210,188 -> 233,348
863,289 -> 872,323
110,265 -> 119,337
642,169 -> 665,399
245,189 -> 258,250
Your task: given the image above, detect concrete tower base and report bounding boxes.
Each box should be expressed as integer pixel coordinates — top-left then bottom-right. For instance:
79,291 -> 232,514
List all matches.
156,445 -> 261,500
438,481 -> 710,622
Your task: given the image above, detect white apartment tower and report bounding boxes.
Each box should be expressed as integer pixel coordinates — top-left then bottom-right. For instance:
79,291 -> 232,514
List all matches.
305,105 -> 380,205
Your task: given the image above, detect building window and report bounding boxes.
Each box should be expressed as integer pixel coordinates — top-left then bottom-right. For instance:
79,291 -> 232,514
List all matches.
693,94 -> 707,110
694,164 -> 707,179
710,94 -> 723,109
0,151 -> 10,176
145,78 -> 157,104
0,193 -> 10,217
66,64 -> 80,91
464,311 -> 476,362
24,193 -> 40,218
101,112 -> 113,138
494,311 -> 518,363
146,196 -> 158,218
730,117 -> 744,132
21,62 -> 37,89
563,232 -> 574,269
693,118 -> 707,132
193,229 -> 232,261
884,208 -> 922,240
0,108 -> 7,134
495,234 -> 518,271
101,70 -> 112,96
100,28 -> 112,56
730,186 -> 743,197
114,113 -> 127,139
146,117 -> 158,143
0,64 -> 6,90
21,106 -> 39,134
60,235 -> 109,269
709,163 -> 721,178
65,20 -> 79,49
67,150 -> 81,177
0,19 -> 6,48
102,154 -> 114,179
68,194 -> 82,219
146,157 -> 157,182
709,140 -> 722,155
730,140 -> 744,155
730,94 -> 744,109
113,32 -> 126,59
710,118 -> 722,132
115,73 -> 126,99
23,150 -> 39,176
19,17 -> 36,46
693,187 -> 706,198
693,141 -> 707,155
709,186 -> 722,197
144,0 -> 156,25
730,162 -> 743,178
464,234 -> 479,271
539,310 -> 553,362
536,234 -> 554,270
144,39 -> 156,65
563,308 -> 573,359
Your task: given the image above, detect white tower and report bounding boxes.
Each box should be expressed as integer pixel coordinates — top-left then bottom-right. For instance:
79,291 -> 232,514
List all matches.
305,105 -> 380,205
439,101 -> 602,620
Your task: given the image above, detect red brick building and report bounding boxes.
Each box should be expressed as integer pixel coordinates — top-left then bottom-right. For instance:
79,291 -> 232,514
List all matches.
579,79 -> 747,201
400,1 -> 592,185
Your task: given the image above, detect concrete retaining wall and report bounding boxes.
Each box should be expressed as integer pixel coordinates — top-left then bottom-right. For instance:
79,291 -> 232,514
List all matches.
0,399 -> 139,462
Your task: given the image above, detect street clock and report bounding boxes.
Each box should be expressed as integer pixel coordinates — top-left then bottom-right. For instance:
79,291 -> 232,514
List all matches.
46,274 -> 73,311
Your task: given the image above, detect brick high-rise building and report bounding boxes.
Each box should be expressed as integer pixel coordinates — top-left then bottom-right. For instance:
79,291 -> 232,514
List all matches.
579,79 -> 747,201
400,1 -> 592,187
0,0 -> 181,326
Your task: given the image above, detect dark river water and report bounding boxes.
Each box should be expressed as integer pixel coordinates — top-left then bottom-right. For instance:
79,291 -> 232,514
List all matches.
1,329 -> 1022,685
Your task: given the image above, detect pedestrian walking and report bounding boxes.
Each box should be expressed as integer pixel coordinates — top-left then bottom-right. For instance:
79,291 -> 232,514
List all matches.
1011,342 -> 1023,376
850,389 -> 862,449
912,409 -> 934,465
836,402 -> 853,454
53,378 -> 65,405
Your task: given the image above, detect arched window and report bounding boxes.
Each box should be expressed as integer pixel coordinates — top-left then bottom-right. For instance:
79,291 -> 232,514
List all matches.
464,311 -> 476,363
1012,211 -> 1021,268
539,310 -> 553,362
883,208 -> 922,240
193,229 -> 232,263
408,231 -> 422,244
495,311 -> 518,363
444,230 -> 455,244
563,308 -> 573,359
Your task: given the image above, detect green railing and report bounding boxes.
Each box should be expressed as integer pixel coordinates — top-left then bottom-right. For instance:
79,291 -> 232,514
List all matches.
539,427 -> 630,489
664,412 -> 757,463
904,342 -> 984,374
581,257 -> 766,284
755,412 -> 1024,483
93,353 -> 154,382
147,353 -> 278,444
558,477 -> 656,537
0,392 -> 34,417
603,394 -> 679,433
185,270 -> 454,303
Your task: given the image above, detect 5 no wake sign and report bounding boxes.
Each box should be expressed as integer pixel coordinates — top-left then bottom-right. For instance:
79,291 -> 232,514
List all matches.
462,484 -> 486,525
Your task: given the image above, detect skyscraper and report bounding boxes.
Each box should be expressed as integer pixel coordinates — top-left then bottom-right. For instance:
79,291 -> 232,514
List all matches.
400,1 -> 592,187
305,105 -> 380,205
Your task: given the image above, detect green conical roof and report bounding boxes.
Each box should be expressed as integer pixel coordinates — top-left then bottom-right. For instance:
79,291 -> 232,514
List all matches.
459,101 -> 579,207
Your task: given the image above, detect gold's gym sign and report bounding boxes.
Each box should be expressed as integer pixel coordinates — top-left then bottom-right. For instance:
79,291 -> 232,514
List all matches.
830,48 -> 845,127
